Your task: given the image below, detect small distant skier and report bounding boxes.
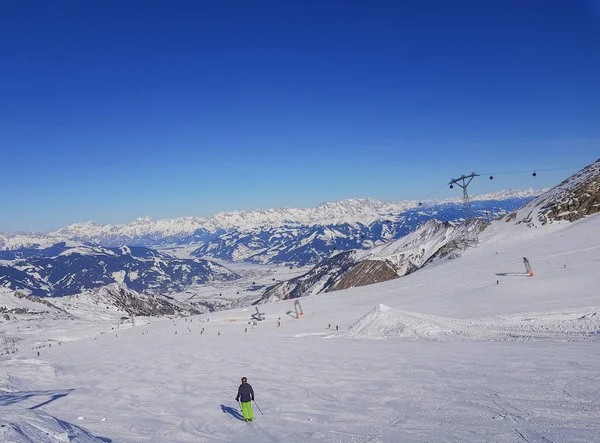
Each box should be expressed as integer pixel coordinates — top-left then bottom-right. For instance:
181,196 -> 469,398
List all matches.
277,319 -> 281,327
336,325 -> 339,331
496,280 -> 499,285
236,377 -> 255,422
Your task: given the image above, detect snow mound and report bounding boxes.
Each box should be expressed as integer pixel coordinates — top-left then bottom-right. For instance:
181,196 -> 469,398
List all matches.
0,409 -> 106,442
344,305 -> 600,342
0,359 -> 58,395
345,304 -> 456,340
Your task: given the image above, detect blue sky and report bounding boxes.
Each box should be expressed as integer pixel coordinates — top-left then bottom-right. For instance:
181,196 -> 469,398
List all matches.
1,0 -> 599,231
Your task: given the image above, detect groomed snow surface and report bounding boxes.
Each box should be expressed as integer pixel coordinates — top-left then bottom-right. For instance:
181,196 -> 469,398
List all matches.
2,215 -> 600,442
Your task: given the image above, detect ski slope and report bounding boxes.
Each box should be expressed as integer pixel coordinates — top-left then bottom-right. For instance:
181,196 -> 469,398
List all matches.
1,215 -> 600,442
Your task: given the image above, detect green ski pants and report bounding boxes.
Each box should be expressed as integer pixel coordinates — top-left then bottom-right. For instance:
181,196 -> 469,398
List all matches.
241,401 -> 254,420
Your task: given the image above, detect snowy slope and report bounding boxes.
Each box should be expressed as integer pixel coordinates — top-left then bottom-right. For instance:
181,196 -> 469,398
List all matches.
1,212 -> 599,442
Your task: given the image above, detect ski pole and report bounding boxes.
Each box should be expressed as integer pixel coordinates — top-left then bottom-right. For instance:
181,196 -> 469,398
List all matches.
253,399 -> 264,415
238,400 -> 242,411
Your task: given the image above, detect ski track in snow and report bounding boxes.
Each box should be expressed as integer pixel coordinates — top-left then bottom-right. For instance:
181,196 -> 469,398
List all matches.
1,215 -> 600,442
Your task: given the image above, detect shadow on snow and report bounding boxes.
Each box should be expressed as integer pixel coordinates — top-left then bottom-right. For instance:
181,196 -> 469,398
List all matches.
0,389 -> 74,409
220,404 -> 244,421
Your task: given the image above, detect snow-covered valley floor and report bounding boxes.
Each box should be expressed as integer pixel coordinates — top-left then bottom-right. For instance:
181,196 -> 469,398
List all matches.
2,215 -> 600,442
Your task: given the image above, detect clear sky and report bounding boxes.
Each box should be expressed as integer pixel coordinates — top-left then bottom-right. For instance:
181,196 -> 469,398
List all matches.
1,0 -> 599,231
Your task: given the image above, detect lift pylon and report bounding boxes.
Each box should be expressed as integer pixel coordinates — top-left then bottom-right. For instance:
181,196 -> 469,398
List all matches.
449,172 -> 480,247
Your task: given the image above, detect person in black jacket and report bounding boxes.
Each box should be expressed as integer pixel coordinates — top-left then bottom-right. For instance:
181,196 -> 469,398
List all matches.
236,377 -> 255,421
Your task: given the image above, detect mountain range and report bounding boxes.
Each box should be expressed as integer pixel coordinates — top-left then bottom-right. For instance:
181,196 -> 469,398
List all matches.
256,159 -> 600,302
0,189 -> 541,268
2,161 -> 598,309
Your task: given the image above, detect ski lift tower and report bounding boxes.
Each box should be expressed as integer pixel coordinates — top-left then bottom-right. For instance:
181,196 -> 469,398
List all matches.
449,172 -> 480,246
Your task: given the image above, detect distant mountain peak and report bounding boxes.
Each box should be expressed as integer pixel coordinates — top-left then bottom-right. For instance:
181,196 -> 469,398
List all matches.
0,189 -> 540,254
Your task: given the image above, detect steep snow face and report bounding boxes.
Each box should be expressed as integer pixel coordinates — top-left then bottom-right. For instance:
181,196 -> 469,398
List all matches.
507,158 -> 600,227
359,219 -> 475,275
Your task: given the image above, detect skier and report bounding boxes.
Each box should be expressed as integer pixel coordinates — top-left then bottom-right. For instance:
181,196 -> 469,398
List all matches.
236,377 -> 255,422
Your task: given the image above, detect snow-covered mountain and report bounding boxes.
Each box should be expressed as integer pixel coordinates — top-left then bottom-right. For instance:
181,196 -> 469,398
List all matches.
0,283 -> 200,322
190,196 -> 536,265
0,244 -> 239,298
3,200 -> 600,443
0,190 -> 540,251
505,159 -> 600,226
53,284 -> 201,318
255,160 -> 600,301
256,219 -> 481,303
0,232 -> 79,251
